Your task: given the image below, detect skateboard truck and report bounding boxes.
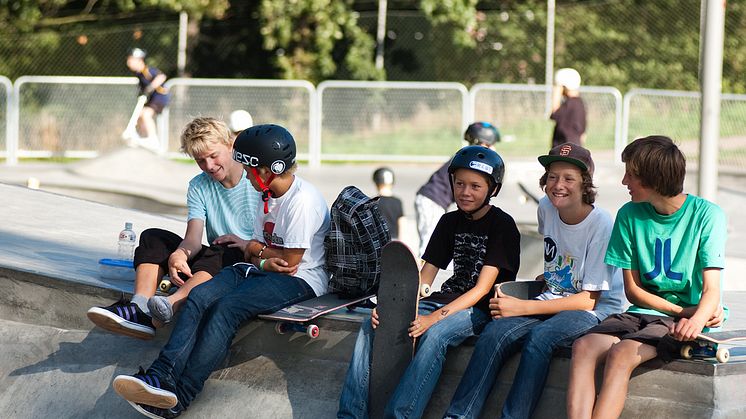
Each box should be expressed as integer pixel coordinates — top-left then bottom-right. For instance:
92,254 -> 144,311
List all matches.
276,322 -> 321,339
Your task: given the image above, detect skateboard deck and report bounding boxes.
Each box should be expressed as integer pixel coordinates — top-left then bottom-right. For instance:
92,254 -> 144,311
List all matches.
496,280 -> 545,300
679,330 -> 746,363
369,240 -> 423,418
258,293 -> 373,338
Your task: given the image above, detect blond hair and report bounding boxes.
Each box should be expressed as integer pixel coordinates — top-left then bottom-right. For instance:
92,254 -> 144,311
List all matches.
180,117 -> 232,158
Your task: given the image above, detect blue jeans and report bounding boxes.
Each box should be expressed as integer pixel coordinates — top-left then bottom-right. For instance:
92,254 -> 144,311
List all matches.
147,263 -> 315,408
445,310 -> 599,419
337,300 -> 489,419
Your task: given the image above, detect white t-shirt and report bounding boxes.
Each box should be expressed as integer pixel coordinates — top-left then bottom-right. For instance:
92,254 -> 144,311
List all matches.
187,173 -> 261,243
536,196 -> 626,320
252,175 -> 330,296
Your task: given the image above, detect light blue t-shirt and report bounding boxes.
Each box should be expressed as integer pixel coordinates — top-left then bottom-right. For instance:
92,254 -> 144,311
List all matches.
186,172 -> 261,243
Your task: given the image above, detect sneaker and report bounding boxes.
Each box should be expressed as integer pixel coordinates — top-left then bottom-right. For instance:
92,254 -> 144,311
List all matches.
87,298 -> 155,340
127,401 -> 183,419
113,367 -> 178,409
147,296 -> 174,324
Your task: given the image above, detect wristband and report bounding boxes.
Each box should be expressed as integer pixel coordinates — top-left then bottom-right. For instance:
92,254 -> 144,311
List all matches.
257,244 -> 267,259
259,258 -> 267,270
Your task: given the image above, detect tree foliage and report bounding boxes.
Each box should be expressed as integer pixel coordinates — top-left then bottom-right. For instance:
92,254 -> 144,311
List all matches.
258,0 -> 382,83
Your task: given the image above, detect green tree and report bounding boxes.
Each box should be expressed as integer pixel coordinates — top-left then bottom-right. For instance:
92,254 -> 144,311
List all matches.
259,0 -> 382,83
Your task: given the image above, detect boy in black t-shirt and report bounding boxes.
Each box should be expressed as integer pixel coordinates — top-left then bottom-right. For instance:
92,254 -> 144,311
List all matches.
372,167 -> 404,239
338,146 -> 521,419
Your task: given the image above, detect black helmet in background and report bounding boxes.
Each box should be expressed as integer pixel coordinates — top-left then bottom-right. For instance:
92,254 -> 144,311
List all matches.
448,145 -> 505,217
232,124 -> 296,175
464,122 -> 501,146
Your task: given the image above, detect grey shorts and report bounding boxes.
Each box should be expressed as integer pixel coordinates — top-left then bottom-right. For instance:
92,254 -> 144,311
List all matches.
588,312 -> 675,347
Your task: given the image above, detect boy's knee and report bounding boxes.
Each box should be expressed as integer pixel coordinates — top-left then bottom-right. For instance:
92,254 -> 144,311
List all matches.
605,341 -> 639,370
571,335 -> 594,358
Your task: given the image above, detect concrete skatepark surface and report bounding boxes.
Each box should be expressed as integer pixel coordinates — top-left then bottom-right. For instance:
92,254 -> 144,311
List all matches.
1,148 -> 746,418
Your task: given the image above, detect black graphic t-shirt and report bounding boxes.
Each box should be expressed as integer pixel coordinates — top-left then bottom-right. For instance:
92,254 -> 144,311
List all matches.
422,206 -> 521,313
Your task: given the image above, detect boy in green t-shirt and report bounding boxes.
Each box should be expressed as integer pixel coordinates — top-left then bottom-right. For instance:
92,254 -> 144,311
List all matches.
566,135 -> 727,419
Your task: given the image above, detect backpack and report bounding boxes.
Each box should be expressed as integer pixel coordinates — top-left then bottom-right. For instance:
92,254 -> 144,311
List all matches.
325,186 -> 391,298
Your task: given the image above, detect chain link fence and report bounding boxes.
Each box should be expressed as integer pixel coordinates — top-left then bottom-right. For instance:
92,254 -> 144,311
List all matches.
471,84 -> 622,164
0,77 -> 10,154
13,76 -> 138,158
623,89 -> 746,172
163,79 -> 315,157
317,81 -> 468,162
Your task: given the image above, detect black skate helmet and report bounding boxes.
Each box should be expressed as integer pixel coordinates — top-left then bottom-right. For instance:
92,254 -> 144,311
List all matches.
372,167 -> 395,186
233,124 -> 297,212
464,122 -> 500,146
448,145 -> 505,218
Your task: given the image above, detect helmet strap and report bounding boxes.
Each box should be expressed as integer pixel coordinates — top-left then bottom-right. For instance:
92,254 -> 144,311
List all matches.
251,167 -> 276,214
450,175 -> 497,220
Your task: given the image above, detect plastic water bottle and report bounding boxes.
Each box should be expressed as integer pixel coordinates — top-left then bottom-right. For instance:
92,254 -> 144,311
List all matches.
117,222 -> 137,261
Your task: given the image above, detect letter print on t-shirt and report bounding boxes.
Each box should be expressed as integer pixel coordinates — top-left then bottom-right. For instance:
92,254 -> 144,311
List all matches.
543,236 -> 581,294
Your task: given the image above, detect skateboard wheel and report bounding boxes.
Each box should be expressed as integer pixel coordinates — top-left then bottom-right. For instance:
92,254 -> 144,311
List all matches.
307,324 -> 320,339
275,322 -> 287,335
159,280 -> 171,293
420,284 -> 432,297
716,347 -> 729,363
680,345 -> 693,360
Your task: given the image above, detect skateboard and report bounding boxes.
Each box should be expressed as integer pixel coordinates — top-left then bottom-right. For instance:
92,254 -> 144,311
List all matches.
678,330 -> 746,364
495,280 -> 545,300
369,240 -> 430,418
258,293 -> 374,339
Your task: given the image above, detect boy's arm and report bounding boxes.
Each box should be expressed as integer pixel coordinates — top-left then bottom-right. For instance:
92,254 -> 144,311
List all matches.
623,269 -> 688,316
491,289 -> 599,318
409,264 -> 497,338
245,241 -> 305,275
167,219 -> 206,284
671,268 -> 721,340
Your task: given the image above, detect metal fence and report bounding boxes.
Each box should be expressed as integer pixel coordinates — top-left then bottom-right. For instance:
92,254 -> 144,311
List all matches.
0,76 -> 10,159
622,89 -> 746,171
316,81 -> 469,163
2,78 -> 746,173
162,78 -> 316,160
10,76 -> 138,162
471,84 -> 623,164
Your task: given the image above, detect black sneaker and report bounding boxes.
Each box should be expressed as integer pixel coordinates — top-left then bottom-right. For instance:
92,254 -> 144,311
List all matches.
113,367 -> 178,409
127,401 -> 184,419
87,298 -> 155,340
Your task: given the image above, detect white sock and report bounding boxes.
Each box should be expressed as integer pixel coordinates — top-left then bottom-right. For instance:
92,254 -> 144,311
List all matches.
131,294 -> 150,315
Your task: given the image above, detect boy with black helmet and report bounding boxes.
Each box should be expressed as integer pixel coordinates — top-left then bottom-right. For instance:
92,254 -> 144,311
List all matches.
111,124 -> 330,418
125,47 -> 170,149
415,121 -> 500,256
338,146 -> 520,418
371,166 -> 404,239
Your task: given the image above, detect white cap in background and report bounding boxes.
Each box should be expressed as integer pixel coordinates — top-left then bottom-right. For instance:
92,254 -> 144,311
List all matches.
229,110 -> 253,133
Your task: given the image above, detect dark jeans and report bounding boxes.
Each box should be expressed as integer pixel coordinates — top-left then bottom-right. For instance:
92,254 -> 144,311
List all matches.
133,228 -> 243,277
148,263 -> 316,407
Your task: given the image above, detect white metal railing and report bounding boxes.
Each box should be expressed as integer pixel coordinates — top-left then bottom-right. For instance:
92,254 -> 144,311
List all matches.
10,76 -> 139,162
316,81 -> 470,164
471,83 -> 623,164
0,76 -> 12,164
162,78 -> 317,163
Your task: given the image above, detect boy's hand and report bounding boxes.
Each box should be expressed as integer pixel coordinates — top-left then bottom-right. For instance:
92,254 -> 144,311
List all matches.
670,317 -> 706,341
213,234 -> 249,252
371,308 -> 379,329
490,287 -> 525,318
167,250 -> 192,286
409,312 -> 438,338
262,257 -> 299,275
706,305 -> 725,328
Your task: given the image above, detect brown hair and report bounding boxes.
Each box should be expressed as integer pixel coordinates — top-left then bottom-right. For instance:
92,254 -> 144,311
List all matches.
539,168 -> 597,205
622,135 -> 685,197
180,117 -> 232,158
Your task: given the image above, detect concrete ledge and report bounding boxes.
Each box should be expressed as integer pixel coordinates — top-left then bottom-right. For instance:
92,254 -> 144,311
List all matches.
2,268 -> 746,418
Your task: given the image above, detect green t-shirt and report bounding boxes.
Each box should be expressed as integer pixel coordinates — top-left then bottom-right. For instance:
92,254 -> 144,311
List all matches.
605,195 -> 727,316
